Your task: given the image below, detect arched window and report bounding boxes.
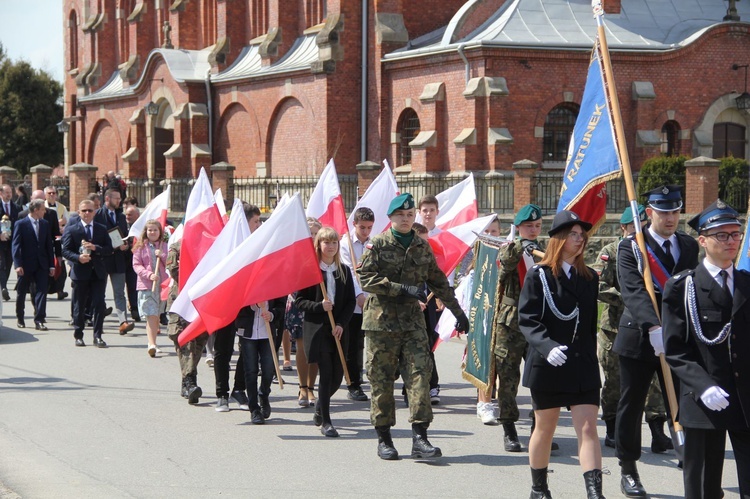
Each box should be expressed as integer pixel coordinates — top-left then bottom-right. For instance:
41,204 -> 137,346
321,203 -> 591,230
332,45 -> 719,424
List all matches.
713,122 -> 746,159
68,10 -> 79,69
543,103 -> 579,163
398,109 -> 420,166
661,120 -> 680,156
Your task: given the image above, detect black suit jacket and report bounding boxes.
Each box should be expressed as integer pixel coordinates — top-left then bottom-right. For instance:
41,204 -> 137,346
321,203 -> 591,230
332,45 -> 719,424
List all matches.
61,221 -> 113,281
235,297 -> 287,339
94,207 -> 128,274
0,201 -> 20,224
11,216 -> 54,273
614,229 -> 699,360
518,265 -> 601,393
663,263 -> 750,430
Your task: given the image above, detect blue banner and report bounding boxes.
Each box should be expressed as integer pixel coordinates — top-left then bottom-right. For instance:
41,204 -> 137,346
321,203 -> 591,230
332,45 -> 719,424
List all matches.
737,221 -> 750,271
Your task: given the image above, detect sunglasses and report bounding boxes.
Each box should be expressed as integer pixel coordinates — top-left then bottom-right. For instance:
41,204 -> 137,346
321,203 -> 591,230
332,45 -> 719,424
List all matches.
80,209 -> 93,213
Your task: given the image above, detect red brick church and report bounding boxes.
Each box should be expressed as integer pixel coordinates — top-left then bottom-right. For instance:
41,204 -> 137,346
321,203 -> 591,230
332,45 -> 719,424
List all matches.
61,0 -> 750,212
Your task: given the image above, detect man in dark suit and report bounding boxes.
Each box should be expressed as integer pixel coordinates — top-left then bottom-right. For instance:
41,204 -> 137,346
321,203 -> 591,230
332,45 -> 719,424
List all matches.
614,185 -> 699,497
124,205 -> 140,321
62,199 -> 113,347
19,190 -> 64,300
0,184 -> 21,301
11,199 -> 54,329
663,200 -> 750,498
94,188 -> 134,334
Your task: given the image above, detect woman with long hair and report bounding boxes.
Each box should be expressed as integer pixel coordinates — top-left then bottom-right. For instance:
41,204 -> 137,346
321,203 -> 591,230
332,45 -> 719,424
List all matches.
132,219 -> 169,357
518,210 -> 603,498
295,227 -> 355,437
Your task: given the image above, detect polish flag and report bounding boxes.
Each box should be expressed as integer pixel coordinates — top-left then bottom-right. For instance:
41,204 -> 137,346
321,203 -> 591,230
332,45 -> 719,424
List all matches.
178,194 -> 322,346
428,214 -> 497,276
507,225 -> 536,287
347,160 -> 399,235
306,159 -> 348,235
427,174 -> 478,230
178,168 -> 225,291
172,198 -> 250,341
128,185 -> 171,239
215,188 -> 229,223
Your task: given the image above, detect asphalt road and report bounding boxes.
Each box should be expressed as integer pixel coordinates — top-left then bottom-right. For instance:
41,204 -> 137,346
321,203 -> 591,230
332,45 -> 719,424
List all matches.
0,277 -> 741,498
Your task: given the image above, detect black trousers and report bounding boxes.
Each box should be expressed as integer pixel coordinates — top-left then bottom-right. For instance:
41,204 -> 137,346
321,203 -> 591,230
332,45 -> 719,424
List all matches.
239,338 -> 274,412
316,348 -> 344,425
71,277 -> 106,339
615,354 -> 681,462
683,427 -> 750,499
346,313 -> 365,389
16,268 -> 48,323
0,242 -> 11,290
213,323 -> 245,398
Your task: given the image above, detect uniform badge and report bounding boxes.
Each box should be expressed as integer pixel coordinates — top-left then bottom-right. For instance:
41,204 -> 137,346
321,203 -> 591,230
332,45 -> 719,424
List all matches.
365,242 -> 373,250
570,213 -> 578,220
531,213 -> 537,220
403,201 -> 408,209
600,254 -> 609,261
717,200 -> 726,209
662,187 -> 669,195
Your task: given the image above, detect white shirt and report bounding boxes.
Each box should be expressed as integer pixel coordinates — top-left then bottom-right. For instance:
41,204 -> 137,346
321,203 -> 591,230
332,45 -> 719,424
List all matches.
237,304 -> 273,340
648,227 -> 680,264
702,258 -> 734,297
340,232 -> 369,314
561,261 -> 574,280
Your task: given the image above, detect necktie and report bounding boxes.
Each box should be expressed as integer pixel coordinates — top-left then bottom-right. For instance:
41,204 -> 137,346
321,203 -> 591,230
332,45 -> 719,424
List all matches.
662,240 -> 676,270
4,203 -> 9,214
719,269 -> 732,298
85,224 -> 92,240
32,219 -> 39,239
569,267 -> 577,285
110,211 -> 116,226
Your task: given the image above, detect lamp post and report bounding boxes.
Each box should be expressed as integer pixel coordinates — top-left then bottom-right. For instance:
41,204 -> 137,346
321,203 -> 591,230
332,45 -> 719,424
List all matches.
733,64 -> 750,112
144,78 -> 165,117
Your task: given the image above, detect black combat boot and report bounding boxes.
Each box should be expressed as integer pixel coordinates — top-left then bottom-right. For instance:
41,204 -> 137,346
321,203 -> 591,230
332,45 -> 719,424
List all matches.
604,418 -> 616,448
648,417 -> 673,453
503,422 -> 522,452
530,467 -> 552,499
185,374 -> 202,405
180,376 -> 189,398
583,469 -> 605,499
620,460 -> 647,497
411,423 -> 441,459
375,426 -> 399,460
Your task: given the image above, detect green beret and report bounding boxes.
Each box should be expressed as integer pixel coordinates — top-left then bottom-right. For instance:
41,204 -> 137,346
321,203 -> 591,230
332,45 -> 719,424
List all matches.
387,193 -> 415,216
620,204 -> 646,225
513,204 -> 542,226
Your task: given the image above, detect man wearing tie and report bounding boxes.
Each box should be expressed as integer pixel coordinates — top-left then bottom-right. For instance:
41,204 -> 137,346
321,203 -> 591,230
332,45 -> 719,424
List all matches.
11,199 -> 54,329
62,200 -> 113,347
0,184 -> 20,301
663,200 -> 750,498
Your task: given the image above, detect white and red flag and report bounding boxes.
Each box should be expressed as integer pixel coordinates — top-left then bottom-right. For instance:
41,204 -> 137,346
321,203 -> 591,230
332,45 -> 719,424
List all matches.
428,214 -> 496,276
419,173 -> 477,230
507,225 -> 535,286
178,194 -> 322,346
306,159 -> 348,235
347,159 -> 399,235
215,188 -> 229,223
178,168 -> 225,290
128,185 -> 171,239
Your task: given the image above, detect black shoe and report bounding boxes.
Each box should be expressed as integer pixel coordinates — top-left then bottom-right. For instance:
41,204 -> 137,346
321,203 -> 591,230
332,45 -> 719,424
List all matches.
376,426 -> 399,460
104,307 -> 113,317
187,385 -> 202,405
503,422 -> 522,452
530,467 -> 552,499
620,472 -> 647,497
259,395 -> 271,419
550,441 -> 559,451
347,387 -> 369,402
321,423 -> 339,437
16,319 -> 25,328
57,291 -> 68,300
159,312 -> 168,326
93,337 -> 107,348
313,410 -> 323,427
86,319 -> 93,327
648,418 -> 673,453
2,288 -> 9,301
411,423 -> 442,459
35,322 -> 48,331
251,409 -> 265,425
584,469 -> 605,499
131,312 -> 141,322
604,434 -> 616,448
75,338 -> 85,347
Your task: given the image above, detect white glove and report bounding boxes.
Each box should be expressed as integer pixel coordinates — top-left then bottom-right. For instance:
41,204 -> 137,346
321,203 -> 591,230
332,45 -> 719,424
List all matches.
649,327 -> 665,356
546,345 -> 568,367
700,386 -> 730,412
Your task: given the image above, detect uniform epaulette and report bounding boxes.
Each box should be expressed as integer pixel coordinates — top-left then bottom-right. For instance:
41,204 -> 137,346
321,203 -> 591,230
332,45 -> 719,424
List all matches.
672,270 -> 694,281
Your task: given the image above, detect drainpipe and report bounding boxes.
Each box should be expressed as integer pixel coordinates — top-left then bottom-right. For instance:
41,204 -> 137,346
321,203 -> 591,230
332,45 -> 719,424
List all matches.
457,43 -> 469,85
361,0 -> 368,163
204,69 -> 213,158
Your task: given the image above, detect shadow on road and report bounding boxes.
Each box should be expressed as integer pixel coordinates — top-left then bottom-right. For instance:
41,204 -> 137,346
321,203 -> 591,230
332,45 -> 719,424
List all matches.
0,328 -> 39,344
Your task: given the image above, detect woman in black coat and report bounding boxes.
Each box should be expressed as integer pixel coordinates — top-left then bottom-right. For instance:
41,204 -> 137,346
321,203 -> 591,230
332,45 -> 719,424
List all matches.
295,227 -> 355,437
518,210 -> 603,499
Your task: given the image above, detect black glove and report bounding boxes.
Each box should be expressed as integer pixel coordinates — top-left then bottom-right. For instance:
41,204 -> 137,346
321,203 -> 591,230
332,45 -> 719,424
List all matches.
521,239 -> 540,257
400,284 -> 427,302
455,311 -> 470,333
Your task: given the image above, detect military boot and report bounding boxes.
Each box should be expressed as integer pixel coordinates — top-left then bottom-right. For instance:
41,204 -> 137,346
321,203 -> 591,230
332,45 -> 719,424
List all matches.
185,374 -> 202,405
375,426 -> 399,460
648,417 -> 673,453
530,467 -> 552,499
604,418 -> 616,448
411,423 -> 441,459
583,469 -> 605,499
180,377 -> 189,398
503,422 -> 522,452
620,461 -> 647,497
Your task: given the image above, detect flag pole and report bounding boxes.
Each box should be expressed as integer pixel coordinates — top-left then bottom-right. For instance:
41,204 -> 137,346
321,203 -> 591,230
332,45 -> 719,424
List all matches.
594,4 -> 683,444
152,248 -> 162,293
262,301 -> 284,389
319,282 -> 352,386
346,232 -> 363,288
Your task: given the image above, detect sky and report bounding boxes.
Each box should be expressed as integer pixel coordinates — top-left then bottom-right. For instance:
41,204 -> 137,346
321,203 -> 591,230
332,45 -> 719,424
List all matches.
0,0 -> 64,83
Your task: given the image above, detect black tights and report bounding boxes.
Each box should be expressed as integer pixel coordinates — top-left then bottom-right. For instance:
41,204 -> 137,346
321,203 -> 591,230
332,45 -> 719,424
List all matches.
315,350 -> 343,425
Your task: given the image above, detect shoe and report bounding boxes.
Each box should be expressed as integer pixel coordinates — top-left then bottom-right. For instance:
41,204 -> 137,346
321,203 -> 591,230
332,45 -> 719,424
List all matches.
307,387 -> 316,408
159,312 -> 168,326
75,338 -> 85,347
584,469 -> 605,499
93,337 -> 107,348
185,375 -> 202,404
16,319 -> 25,328
57,291 -> 68,300
104,306 -> 113,317
477,402 -> 499,425
68,320 -> 75,326
530,467 -> 552,499
215,396 -> 230,412
411,423 -> 441,459
34,322 -> 48,331
147,345 -> 156,357
181,377 -> 189,398
119,321 -> 134,335
503,422 -> 522,452
298,386 -> 309,407
648,418 -> 673,453
313,410 -> 323,427
86,319 -> 93,327
430,387 -> 441,405
259,395 -> 271,419
604,434 -> 616,448
205,357 -> 214,368
347,387 -> 369,402
550,441 -> 559,451
230,390 -> 250,411
282,362 -> 293,371
155,347 -> 163,354
2,288 -> 9,301
251,409 -> 265,424
620,472 -> 647,497
321,423 -> 339,437
131,311 -> 141,322
376,426 -> 399,460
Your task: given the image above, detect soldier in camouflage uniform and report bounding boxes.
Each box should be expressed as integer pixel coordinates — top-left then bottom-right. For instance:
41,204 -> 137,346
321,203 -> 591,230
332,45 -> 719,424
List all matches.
166,239 -> 209,404
358,193 -> 470,461
592,205 -> 672,453
493,204 -> 543,452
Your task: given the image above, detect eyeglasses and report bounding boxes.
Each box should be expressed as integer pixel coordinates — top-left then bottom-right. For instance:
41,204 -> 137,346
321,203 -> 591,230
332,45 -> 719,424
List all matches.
80,209 -> 93,213
567,232 -> 585,241
706,231 -> 743,242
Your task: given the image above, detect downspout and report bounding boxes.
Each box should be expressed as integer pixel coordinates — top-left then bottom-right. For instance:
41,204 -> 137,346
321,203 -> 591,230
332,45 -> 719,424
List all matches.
360,0 -> 368,163
205,69 -> 213,159
457,43 -> 469,85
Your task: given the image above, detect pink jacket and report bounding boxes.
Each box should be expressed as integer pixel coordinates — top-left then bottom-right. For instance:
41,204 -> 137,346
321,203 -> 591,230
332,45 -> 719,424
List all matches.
132,241 -> 169,291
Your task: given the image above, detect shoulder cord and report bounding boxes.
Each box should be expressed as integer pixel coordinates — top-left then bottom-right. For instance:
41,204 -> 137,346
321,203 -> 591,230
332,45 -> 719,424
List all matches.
538,269 -> 580,340
631,240 -> 644,277
684,275 -> 731,346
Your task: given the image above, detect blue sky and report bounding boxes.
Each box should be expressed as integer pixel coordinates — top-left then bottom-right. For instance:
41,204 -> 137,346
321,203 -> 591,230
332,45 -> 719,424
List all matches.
0,0 -> 64,83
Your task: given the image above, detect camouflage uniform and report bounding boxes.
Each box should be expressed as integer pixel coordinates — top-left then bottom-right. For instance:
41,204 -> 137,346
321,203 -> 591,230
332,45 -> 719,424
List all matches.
166,240 -> 209,381
494,239 -> 540,423
358,229 -> 464,427
592,240 -> 666,423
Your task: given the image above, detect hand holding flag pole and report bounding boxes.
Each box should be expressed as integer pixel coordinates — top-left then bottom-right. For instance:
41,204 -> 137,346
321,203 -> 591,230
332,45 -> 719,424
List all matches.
319,282 -> 352,386
152,248 -> 161,293
263,302 -> 284,389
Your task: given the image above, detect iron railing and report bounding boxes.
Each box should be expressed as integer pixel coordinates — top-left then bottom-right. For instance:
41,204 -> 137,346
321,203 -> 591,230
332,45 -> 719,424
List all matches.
395,172 -> 515,214
233,175 -> 359,213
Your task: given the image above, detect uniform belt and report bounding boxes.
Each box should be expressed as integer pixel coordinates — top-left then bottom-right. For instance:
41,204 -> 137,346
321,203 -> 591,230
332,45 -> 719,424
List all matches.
501,296 -> 517,307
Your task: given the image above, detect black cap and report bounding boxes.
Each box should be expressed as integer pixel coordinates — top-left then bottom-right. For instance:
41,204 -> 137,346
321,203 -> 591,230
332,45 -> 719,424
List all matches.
644,185 -> 683,212
548,210 -> 592,237
687,199 -> 740,232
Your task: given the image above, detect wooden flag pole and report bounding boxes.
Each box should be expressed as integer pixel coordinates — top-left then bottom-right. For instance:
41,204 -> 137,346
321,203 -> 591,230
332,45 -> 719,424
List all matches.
263,303 -> 284,390
346,232 -> 363,289
152,248 -> 162,293
595,10 -> 683,443
319,282 -> 352,386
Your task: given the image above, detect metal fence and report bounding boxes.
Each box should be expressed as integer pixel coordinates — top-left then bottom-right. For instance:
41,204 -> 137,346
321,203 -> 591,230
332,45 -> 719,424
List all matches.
395,172 -> 515,214
123,178 -> 193,212
720,172 -> 749,213
233,175 -> 359,212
